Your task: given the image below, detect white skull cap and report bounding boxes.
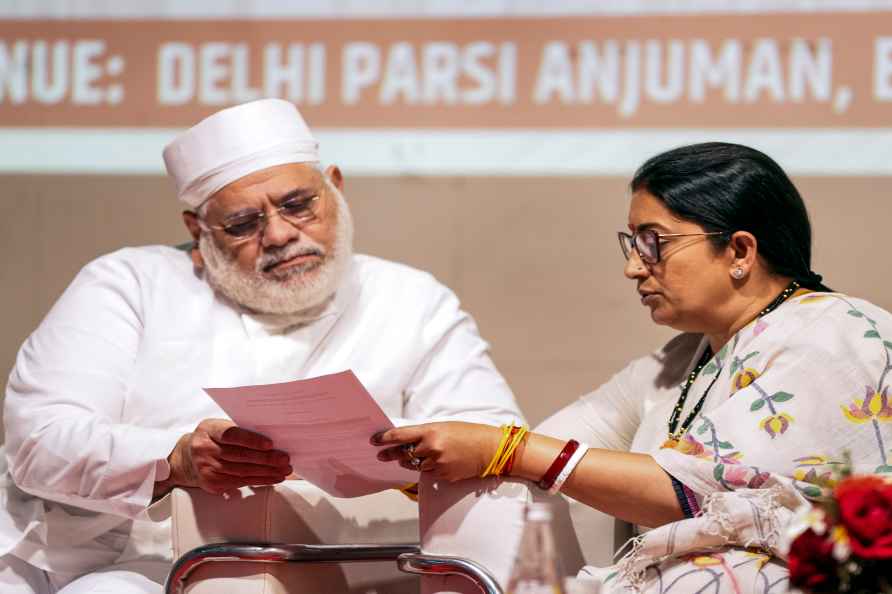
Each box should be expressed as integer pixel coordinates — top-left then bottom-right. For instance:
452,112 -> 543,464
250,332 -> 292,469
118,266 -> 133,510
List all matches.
163,99 -> 319,208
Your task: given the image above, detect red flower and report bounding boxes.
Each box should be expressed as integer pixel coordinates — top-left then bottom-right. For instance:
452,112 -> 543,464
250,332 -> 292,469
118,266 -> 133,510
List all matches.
835,475 -> 892,559
788,528 -> 839,592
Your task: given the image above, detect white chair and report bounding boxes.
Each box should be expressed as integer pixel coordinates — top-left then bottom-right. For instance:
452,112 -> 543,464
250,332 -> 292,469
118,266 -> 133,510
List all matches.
164,474 -> 594,593
166,480 -> 419,593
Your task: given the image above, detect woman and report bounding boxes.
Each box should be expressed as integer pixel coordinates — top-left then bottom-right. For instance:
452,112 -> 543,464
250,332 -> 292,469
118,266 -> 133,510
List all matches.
374,142 -> 892,593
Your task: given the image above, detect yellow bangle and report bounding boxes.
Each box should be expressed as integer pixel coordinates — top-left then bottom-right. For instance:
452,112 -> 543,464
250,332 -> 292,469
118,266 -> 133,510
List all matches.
397,482 -> 419,501
481,424 -> 529,478
494,426 -> 528,476
481,424 -> 514,478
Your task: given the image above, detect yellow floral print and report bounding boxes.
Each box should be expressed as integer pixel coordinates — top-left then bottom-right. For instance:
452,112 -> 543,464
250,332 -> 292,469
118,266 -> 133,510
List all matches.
841,386 -> 892,424
732,367 -> 760,392
759,412 -> 794,438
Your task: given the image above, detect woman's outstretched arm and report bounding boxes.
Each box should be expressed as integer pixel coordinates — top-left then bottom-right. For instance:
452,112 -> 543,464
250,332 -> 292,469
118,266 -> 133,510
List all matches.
374,422 -> 684,528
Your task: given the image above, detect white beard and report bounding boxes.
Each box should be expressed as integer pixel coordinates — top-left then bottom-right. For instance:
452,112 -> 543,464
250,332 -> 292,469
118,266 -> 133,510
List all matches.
199,184 -> 354,316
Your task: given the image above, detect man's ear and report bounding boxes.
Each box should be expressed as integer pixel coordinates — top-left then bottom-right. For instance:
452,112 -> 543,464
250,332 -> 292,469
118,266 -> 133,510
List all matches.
324,164 -> 344,192
181,211 -> 205,269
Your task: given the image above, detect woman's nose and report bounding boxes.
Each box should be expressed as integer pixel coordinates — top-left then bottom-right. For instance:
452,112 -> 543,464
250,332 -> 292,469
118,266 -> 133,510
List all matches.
623,250 -> 649,280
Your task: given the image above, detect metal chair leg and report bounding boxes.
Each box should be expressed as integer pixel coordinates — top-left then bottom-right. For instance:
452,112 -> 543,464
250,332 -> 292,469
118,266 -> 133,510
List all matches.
397,552 -> 503,594
163,542 -> 420,594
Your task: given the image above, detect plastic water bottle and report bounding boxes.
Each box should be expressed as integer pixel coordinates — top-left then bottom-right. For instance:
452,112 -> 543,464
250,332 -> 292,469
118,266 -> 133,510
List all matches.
505,502 -> 566,594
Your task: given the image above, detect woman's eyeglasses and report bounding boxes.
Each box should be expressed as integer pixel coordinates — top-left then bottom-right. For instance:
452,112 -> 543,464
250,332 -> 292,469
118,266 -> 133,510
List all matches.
617,229 -> 726,265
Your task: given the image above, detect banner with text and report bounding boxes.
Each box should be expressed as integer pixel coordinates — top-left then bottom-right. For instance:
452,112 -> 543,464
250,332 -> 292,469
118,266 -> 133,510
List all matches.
2,12 -> 891,174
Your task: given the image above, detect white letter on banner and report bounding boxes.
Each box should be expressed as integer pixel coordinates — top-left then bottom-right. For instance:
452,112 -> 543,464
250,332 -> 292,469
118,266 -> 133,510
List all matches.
497,42 -> 517,104
342,42 -> 379,105
380,42 -> 420,105
32,40 -> 68,104
422,42 -> 459,104
745,38 -> 784,102
644,40 -> 684,103
619,41 -> 641,117
789,38 -> 831,102
577,40 -> 619,104
875,37 -> 892,101
533,42 -> 574,104
72,39 -> 104,105
689,39 -> 740,103
199,42 -> 229,105
307,43 -> 325,105
231,43 -> 261,103
462,41 -> 495,105
0,40 -> 28,103
264,43 -> 303,102
158,42 -> 194,105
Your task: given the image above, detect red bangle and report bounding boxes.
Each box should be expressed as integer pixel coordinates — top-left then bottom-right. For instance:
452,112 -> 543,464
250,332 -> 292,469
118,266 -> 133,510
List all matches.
537,439 -> 580,491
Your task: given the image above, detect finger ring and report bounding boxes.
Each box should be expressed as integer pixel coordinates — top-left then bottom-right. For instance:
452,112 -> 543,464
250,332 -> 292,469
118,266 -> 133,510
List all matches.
403,443 -> 423,468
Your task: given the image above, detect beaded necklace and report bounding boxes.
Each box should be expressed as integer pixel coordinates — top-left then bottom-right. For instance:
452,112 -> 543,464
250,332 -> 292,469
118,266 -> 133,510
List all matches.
661,280 -> 801,449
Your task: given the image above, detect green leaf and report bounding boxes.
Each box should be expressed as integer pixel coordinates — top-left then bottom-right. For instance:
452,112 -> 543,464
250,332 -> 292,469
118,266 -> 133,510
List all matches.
717,440 -> 734,449
713,464 -> 725,481
702,362 -> 718,375
847,309 -> 864,318
802,485 -> 823,499
865,330 -> 881,339
875,464 -> 892,474
697,424 -> 709,435
742,351 -> 759,362
750,399 -> 766,411
771,391 -> 794,403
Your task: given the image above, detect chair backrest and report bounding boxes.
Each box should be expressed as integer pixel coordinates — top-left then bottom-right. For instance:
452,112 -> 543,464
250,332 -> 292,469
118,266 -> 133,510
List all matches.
170,480 -> 419,593
168,475 -> 596,593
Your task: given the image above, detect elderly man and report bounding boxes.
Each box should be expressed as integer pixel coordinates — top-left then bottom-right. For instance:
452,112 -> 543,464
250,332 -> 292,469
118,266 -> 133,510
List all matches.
0,99 -> 522,593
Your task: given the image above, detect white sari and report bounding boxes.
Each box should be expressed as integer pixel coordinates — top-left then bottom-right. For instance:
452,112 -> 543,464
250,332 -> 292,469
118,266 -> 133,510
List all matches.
538,291 -> 892,593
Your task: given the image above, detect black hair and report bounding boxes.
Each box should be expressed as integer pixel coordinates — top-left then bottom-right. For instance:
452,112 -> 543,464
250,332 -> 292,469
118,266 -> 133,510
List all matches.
630,142 -> 830,292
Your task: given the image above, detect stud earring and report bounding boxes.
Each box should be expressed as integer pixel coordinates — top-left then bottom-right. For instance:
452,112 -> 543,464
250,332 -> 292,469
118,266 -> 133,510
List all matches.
731,267 -> 746,279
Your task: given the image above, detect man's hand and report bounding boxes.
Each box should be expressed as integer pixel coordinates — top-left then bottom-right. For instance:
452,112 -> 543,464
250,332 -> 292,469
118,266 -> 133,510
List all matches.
157,419 -> 292,496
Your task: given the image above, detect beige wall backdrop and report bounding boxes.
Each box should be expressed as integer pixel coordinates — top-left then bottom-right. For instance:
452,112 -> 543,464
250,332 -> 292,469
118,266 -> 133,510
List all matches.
3,174 -> 890,433
4,1 -> 892,438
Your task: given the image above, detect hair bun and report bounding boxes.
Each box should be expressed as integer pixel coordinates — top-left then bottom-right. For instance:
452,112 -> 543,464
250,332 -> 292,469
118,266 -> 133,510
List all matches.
802,271 -> 824,285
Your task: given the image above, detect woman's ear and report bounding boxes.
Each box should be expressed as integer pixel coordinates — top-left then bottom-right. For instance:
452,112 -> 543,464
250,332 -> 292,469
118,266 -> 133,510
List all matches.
728,231 -> 758,280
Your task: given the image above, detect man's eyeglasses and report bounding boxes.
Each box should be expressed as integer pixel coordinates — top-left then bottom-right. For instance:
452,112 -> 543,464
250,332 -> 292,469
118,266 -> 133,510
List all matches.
202,195 -> 321,240
617,229 -> 726,265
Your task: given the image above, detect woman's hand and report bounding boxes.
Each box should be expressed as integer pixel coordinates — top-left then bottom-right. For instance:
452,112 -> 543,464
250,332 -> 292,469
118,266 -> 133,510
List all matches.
372,422 -> 503,482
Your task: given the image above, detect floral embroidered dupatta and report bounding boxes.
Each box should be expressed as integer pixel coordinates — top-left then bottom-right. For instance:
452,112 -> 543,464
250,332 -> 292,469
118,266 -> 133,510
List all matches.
601,292 -> 892,592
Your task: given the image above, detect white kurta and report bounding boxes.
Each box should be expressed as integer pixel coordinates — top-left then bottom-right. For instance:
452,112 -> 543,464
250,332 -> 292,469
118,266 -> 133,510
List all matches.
1,246 -> 522,577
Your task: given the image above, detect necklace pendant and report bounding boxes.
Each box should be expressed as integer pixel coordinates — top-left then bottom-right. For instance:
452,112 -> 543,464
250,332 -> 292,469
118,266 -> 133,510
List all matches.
661,437 -> 680,449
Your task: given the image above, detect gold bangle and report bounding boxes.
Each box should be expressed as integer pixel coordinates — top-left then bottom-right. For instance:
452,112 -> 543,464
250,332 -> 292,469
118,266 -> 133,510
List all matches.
494,426 -> 528,476
481,423 -> 514,478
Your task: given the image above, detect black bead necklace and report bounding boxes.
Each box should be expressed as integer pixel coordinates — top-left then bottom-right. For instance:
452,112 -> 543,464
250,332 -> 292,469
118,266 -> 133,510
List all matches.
663,280 -> 801,448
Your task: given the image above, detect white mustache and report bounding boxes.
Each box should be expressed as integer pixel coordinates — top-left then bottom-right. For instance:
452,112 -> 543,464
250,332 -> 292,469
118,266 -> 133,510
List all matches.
258,242 -> 325,272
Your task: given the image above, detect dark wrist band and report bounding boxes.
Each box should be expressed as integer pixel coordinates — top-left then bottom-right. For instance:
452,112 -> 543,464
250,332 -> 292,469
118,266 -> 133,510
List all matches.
537,439 -> 579,490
